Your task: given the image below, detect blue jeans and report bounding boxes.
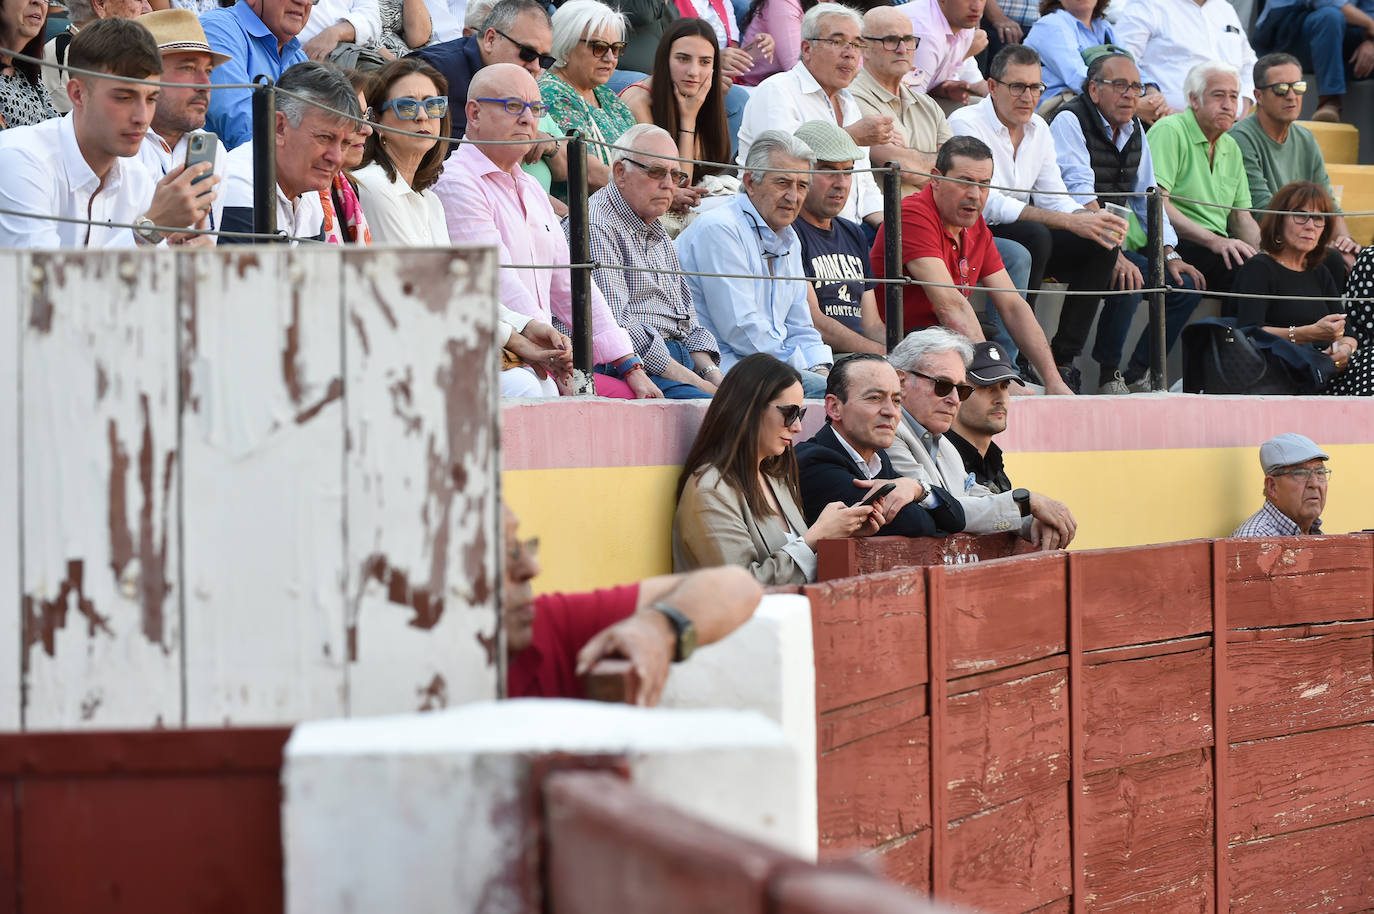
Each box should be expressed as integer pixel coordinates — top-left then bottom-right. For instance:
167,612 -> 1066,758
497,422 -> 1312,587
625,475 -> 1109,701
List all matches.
653,339 -> 714,399
606,68 -> 748,160
1253,6 -> 1366,96
983,236 -> 1033,367
799,368 -> 829,399
1092,250 -> 1202,380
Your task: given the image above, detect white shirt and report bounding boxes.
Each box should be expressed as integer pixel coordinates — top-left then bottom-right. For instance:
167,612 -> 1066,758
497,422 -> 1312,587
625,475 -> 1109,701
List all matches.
947,94 -> 1080,225
680,0 -> 739,47
426,0 -> 463,42
1114,0 -> 1256,111
0,114 -> 155,249
736,61 -> 884,222
298,0 -> 382,46
833,428 -> 884,478
352,161 -> 451,246
221,141 -> 325,243
137,129 -> 228,244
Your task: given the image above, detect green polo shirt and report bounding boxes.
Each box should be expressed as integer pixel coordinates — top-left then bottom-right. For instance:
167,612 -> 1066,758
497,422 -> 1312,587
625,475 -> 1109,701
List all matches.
1228,115 -> 1335,211
1145,108 -> 1250,238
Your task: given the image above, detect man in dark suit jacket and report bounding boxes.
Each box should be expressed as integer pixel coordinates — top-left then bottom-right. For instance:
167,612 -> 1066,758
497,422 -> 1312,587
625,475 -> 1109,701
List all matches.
795,354 -> 965,538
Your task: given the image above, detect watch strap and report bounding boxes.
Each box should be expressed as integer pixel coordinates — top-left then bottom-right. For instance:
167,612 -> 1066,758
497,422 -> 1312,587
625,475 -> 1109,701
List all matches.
648,601 -> 696,663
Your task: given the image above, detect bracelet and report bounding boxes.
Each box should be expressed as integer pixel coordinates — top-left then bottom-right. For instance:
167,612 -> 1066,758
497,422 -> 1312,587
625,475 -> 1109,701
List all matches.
621,361 -> 645,377
1289,325 -> 1297,343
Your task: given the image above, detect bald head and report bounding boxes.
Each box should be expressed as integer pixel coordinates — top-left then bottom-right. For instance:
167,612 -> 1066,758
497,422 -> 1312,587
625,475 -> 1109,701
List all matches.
468,61 -> 535,101
862,6 -> 918,87
465,62 -> 543,169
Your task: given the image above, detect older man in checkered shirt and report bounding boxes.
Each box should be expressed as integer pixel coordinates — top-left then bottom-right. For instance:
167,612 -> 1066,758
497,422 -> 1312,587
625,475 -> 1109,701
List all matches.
576,123 -> 723,399
1232,433 -> 1332,538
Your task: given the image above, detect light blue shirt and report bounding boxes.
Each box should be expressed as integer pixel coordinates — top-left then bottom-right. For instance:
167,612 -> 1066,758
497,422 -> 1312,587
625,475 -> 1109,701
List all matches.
1024,10 -> 1156,108
201,2 -> 308,149
675,193 -> 833,373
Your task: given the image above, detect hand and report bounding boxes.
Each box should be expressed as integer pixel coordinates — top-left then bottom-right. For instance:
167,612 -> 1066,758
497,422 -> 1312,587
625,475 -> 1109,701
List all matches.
1210,234 -> 1256,270
1070,208 -> 1129,250
854,476 -> 924,525
303,23 -> 348,61
1043,376 -> 1075,396
145,161 -> 218,233
549,194 -> 569,218
507,322 -> 573,382
1166,255 -> 1206,291
844,114 -> 896,146
1351,39 -> 1374,79
626,368 -> 665,399
1310,313 -> 1346,343
1331,234 -> 1361,256
744,32 -> 774,62
988,15 -> 1022,44
671,184 -> 703,213
1137,89 -> 1169,124
930,80 -> 973,105
805,500 -> 882,546
522,131 -> 558,165
968,28 -> 988,59
575,611 -> 675,706
720,45 -> 754,79
1112,251 -> 1144,291
1027,493 -> 1076,550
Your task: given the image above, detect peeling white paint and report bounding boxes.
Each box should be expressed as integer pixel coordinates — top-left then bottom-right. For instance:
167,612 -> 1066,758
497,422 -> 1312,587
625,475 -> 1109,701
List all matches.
0,251 -> 21,730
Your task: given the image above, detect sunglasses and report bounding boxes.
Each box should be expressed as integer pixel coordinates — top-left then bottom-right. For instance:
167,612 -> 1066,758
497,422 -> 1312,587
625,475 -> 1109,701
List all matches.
379,95 -> 448,120
1258,80 -> 1306,96
775,404 -> 807,426
580,38 -> 627,59
475,96 -> 550,117
494,28 -> 557,70
910,369 -> 974,401
622,157 -> 690,187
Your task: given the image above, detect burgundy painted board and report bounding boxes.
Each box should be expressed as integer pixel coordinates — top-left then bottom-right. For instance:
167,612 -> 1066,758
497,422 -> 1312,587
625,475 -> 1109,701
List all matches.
856,830 -> 933,893
1228,722 -> 1374,843
1024,900 -> 1072,914
945,668 -> 1069,821
816,533 -> 1035,581
936,552 -> 1067,678
0,727 -> 290,776
770,867 -> 949,914
582,658 -> 638,705
818,715 -> 931,852
1074,541 -> 1212,651
945,783 -> 1072,913
819,685 -> 927,754
1227,628 -> 1374,742
806,570 -> 928,714
1082,648 -> 1214,774
1223,535 -> 1374,630
0,781 -> 13,914
1229,814 -> 1374,914
1080,749 -> 1214,913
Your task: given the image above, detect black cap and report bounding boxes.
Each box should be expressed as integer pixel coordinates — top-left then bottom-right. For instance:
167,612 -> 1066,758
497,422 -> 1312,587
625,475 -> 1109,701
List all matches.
966,341 -> 1025,386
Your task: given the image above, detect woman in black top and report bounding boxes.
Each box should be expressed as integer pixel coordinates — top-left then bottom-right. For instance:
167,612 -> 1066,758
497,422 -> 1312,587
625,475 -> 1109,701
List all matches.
1233,181 -> 1358,380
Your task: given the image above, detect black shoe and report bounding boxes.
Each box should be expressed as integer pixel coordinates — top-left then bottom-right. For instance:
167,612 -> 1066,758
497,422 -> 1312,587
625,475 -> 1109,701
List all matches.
1056,363 -> 1082,394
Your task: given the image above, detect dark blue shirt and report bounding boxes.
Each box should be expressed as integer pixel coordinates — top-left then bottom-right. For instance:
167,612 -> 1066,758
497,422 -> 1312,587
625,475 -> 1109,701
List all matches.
408,36 -> 485,138
793,214 -> 874,334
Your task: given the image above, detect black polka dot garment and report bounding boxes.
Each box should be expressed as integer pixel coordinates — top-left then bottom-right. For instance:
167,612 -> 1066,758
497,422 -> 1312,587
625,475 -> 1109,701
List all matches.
1327,247 -> 1374,397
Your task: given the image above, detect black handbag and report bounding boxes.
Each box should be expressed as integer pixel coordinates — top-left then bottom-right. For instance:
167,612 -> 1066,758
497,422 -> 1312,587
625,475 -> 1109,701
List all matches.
1182,318 -> 1335,394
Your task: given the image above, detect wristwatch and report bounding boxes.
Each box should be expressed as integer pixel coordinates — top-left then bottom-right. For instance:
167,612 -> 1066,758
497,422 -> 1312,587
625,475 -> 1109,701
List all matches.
648,601 -> 697,663
134,215 -> 163,246
1164,250 -> 1182,263
1012,488 -> 1032,518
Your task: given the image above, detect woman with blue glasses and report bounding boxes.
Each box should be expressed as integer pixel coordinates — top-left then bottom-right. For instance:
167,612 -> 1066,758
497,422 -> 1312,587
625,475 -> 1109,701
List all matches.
354,57 -> 453,245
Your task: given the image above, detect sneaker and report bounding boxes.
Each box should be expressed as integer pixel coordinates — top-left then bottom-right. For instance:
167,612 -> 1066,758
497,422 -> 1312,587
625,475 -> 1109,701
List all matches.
1056,363 -> 1082,395
1312,102 -> 1341,123
1097,370 -> 1130,395
1127,371 -> 1156,393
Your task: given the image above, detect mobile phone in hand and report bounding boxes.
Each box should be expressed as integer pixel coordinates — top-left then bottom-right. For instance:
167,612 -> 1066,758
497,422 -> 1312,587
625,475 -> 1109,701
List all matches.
858,482 -> 896,507
184,129 -> 216,185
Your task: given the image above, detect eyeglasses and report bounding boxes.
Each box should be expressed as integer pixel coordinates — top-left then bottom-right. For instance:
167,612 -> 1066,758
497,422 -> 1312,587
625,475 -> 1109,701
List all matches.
1093,78 -> 1146,97
860,33 -> 919,51
994,79 -> 1046,98
807,35 -> 868,53
580,38 -> 627,59
379,95 -> 449,120
475,96 -> 550,117
1274,466 -> 1332,482
910,369 -> 974,401
1258,80 -> 1307,96
622,156 -> 690,187
507,536 -> 540,565
494,28 -> 557,70
775,404 -> 807,426
1291,212 -> 1328,225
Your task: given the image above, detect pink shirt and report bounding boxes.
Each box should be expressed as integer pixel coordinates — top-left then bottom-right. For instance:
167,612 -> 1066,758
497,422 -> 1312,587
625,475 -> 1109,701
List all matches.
737,0 -> 802,87
434,141 -> 634,365
900,0 -> 984,92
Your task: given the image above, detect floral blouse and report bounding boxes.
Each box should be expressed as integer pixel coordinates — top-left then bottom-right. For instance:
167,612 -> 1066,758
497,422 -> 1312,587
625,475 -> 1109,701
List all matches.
538,72 -> 636,165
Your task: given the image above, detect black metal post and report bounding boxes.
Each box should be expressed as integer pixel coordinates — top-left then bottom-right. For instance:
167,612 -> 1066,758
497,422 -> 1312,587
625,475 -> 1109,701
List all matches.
566,132 -> 593,385
1145,187 -> 1167,390
251,76 -> 278,240
882,162 -> 904,352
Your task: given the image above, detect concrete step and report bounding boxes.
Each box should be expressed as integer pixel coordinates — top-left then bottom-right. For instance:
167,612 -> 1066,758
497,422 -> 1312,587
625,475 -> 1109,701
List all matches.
1325,163 -> 1374,244
1299,77 -> 1374,164
1297,120 -> 1360,165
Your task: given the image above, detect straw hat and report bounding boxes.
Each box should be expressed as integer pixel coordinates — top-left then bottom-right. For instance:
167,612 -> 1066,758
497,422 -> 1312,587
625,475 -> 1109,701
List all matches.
139,9 -> 232,68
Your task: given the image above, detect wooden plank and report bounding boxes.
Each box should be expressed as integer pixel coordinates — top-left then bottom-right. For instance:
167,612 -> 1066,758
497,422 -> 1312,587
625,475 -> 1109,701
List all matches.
806,570 -> 927,715
1082,648 -> 1213,774
1067,553 -> 1084,914
343,247 -> 501,714
1211,540 -> 1229,914
1228,723 -> 1374,843
21,251 -> 181,728
0,778 -> 14,914
945,783 -> 1072,913
926,565 -> 948,897
0,252 -> 20,731
815,533 -> 1035,581
856,829 -> 932,893
1227,628 -> 1374,743
1081,749 -> 1214,913
937,551 -> 1067,677
945,668 -> 1069,821
818,715 -> 930,853
818,684 -> 926,754
1075,541 -> 1212,651
180,249 -> 346,724
1224,535 -> 1374,629
1229,815 -> 1374,914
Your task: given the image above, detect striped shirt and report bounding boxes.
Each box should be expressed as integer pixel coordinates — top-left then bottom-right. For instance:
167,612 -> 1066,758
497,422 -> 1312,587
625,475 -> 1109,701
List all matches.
1231,500 -> 1322,538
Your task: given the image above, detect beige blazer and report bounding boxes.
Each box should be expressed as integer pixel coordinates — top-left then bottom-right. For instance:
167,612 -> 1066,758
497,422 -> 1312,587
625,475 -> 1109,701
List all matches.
672,465 -> 817,586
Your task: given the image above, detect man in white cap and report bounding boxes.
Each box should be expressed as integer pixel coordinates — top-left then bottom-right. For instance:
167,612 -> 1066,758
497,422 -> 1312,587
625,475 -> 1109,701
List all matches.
1232,433 -> 1332,537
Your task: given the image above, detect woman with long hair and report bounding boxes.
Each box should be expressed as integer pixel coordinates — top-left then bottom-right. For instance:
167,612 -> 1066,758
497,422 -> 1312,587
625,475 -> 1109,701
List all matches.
0,0 -> 55,127
673,353 -> 879,585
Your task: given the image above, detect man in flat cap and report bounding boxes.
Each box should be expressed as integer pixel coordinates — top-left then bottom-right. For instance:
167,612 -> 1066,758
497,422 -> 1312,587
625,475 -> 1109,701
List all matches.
1232,433 -> 1332,537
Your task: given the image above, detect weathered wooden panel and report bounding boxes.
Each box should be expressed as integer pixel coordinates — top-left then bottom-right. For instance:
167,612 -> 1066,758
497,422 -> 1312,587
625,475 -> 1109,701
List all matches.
1228,628 -> 1374,742
22,252 -> 181,728
0,777 -> 14,908
1229,814 -> 1374,913
180,251 -> 346,724
1081,749 -> 1214,912
1083,648 -> 1213,773
856,830 -> 932,893
946,669 -> 1068,821
1075,541 -> 1212,651
936,552 -> 1067,677
0,252 -> 19,731
1229,722 -> 1374,843
818,685 -> 926,754
807,570 -> 927,715
816,533 -> 1035,581
1225,535 -> 1374,629
343,248 -> 501,714
945,783 -> 1071,913
818,715 -> 930,852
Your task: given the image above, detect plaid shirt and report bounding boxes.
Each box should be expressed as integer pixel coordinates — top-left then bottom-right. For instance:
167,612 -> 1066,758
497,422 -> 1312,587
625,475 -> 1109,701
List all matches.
583,182 -> 719,378
994,0 -> 1040,27
1231,500 -> 1322,538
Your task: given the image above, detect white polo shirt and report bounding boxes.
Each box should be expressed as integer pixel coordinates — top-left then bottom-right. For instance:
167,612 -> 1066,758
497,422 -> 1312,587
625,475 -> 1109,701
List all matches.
352,161 -> 451,246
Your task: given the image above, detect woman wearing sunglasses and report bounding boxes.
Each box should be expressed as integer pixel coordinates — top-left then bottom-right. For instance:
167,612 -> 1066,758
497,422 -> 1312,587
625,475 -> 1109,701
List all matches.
673,353 -> 881,586
1234,181 -> 1358,386
539,0 -> 638,193
354,58 -> 453,245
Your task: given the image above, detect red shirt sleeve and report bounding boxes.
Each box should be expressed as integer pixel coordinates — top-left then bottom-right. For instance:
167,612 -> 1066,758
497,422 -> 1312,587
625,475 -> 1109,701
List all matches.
507,583 -> 641,699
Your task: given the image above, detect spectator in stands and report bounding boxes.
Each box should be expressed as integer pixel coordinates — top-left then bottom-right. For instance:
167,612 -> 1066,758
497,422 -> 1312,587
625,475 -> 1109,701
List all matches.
948,45 -> 1124,392
1232,433 -> 1331,536
947,340 -> 1050,496
585,124 -> 723,398
353,58 -> 452,244
1251,0 -> 1374,123
898,0 -> 988,107
869,135 -> 1073,395
42,0 -> 150,114
795,354 -> 966,536
1048,47 -> 1205,394
677,129 -> 834,398
616,0 -> 675,77
791,120 -> 885,357
202,0 -> 311,148
0,18 -> 212,247
981,0 -> 1037,62
1328,245 -> 1374,395
737,0 -> 806,86
1115,0 -> 1256,117
436,62 -> 662,399
673,353 -> 882,586
220,61 -> 361,243
887,332 -> 1075,548
1230,52 -> 1361,282
676,0 -> 771,92
1023,0 -> 1166,122
319,67 -> 375,244
735,2 -> 884,232
463,0 -> 496,36
503,502 -> 763,703
1146,61 -> 1261,304
849,5 -> 952,197
296,0 -> 383,65
1,0 -> 57,127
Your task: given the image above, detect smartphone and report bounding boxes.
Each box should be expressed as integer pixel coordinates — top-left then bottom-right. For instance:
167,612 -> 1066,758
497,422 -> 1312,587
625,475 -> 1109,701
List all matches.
184,129 -> 216,185
858,482 -> 896,507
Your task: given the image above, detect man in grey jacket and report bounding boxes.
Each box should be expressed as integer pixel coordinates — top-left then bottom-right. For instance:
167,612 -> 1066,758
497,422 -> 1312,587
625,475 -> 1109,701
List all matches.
886,329 -> 1077,550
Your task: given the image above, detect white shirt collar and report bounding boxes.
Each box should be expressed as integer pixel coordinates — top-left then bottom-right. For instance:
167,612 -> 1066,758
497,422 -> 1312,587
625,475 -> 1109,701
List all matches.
833,425 -> 884,478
